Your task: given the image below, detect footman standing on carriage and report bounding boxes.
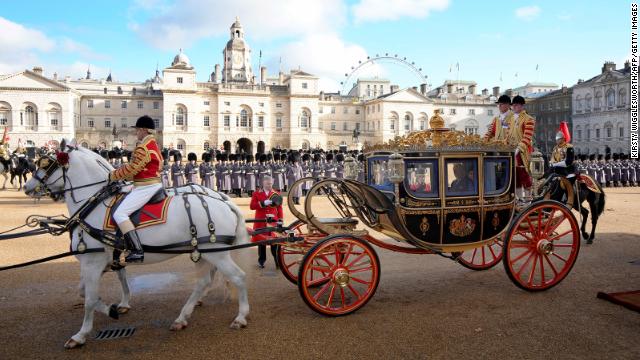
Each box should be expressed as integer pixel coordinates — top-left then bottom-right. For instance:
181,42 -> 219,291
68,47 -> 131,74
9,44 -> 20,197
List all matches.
108,115 -> 163,263
250,175 -> 283,268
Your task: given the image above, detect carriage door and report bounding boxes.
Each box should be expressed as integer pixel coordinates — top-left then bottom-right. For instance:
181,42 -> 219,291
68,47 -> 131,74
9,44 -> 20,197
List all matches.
442,156 -> 481,244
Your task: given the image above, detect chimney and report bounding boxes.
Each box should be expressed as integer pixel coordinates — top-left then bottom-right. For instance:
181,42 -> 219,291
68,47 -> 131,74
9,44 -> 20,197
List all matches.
562,85 -> 567,94
32,66 -> 43,75
625,60 -> 631,71
492,86 -> 500,97
601,61 -> 616,73
481,88 -> 488,96
412,86 -> 418,92
53,72 -> 58,81
420,83 -> 427,95
278,71 -> 284,85
447,83 -> 454,93
260,66 -> 267,85
390,84 -> 399,93
577,79 -> 584,84
213,64 -> 221,83
506,89 -> 514,97
468,84 -> 476,95
319,91 -> 324,100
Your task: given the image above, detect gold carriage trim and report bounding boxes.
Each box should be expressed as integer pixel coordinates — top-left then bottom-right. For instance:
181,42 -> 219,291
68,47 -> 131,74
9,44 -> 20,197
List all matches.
449,214 -> 477,237
363,110 -> 517,153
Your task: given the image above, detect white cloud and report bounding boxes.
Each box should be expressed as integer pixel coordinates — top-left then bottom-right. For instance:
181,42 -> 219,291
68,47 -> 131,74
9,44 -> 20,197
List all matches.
352,0 -> 450,24
515,5 -> 541,21
130,0 -> 347,50
0,17 -> 55,52
276,33 -> 383,92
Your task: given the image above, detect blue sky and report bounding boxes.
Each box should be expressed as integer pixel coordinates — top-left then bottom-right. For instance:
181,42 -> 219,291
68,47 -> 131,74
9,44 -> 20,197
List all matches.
0,0 -> 630,93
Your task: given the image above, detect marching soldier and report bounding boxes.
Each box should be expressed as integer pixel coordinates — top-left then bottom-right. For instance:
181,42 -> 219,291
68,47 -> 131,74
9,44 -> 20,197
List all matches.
244,154 -> 258,197
185,152 -> 199,184
286,151 -> 303,205
160,148 -> 170,188
336,153 -> 345,179
215,153 -> 223,191
258,154 -> 272,182
311,153 -> 324,179
231,154 -> 243,197
171,151 -> 185,187
201,152 -> 215,189
108,115 -> 163,263
272,154 -> 286,191
220,153 -> 232,194
199,153 -> 208,186
301,153 -> 313,196
324,153 -> 336,178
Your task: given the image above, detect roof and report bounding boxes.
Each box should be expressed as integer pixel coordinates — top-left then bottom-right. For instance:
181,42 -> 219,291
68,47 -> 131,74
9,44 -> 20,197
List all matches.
518,82 -> 559,88
442,80 -> 477,85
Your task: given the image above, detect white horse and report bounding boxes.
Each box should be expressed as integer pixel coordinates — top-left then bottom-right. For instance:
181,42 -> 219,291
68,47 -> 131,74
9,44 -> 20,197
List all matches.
23,140 -> 250,349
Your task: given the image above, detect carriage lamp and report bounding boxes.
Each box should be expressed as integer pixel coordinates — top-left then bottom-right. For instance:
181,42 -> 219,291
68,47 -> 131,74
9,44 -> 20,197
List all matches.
388,152 -> 405,183
344,155 -> 358,180
529,149 -> 545,180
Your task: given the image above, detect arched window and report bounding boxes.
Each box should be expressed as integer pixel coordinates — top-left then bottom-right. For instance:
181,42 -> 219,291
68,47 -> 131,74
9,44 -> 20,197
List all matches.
103,87 -> 107,94
606,89 -> 615,108
117,86 -> 123,94
584,94 -> 592,111
594,91 -> 601,109
24,105 -> 37,129
175,106 -> 185,126
240,109 -> 248,127
300,110 -> 309,128
132,88 -> 137,96
619,88 -> 627,106
390,112 -> 398,130
404,113 -> 412,131
203,141 -> 210,151
0,101 -> 11,126
604,122 -> 613,139
576,95 -> 582,110
81,142 -> 89,148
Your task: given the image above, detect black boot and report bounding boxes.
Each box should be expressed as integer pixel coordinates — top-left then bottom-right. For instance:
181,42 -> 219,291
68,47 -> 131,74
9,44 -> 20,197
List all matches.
123,230 -> 144,263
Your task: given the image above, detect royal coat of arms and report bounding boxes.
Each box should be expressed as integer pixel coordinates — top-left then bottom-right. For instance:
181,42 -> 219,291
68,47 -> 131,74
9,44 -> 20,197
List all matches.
449,214 -> 476,237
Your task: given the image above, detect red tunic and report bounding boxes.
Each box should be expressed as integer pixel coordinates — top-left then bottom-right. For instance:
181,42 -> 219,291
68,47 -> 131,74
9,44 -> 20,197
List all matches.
110,135 -> 163,186
249,188 -> 284,242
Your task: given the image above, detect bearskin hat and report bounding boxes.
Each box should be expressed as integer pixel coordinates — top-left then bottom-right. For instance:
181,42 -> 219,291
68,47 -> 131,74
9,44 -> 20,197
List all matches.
326,153 -> 334,161
336,153 -> 344,162
173,152 -> 182,162
203,153 -> 212,162
187,152 -> 197,162
302,153 -> 310,162
259,154 -> 267,163
247,154 -> 255,162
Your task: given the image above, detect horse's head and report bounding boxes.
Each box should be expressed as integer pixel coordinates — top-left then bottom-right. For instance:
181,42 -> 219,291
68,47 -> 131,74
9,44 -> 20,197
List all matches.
24,139 -> 113,202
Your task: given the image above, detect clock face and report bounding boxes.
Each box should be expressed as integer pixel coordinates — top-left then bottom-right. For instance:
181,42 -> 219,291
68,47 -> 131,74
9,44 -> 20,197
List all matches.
232,53 -> 243,66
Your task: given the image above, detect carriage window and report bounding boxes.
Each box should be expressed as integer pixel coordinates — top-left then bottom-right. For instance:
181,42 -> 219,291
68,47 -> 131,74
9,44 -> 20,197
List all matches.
484,158 -> 510,195
445,159 -> 478,196
404,160 -> 438,198
367,156 -> 393,192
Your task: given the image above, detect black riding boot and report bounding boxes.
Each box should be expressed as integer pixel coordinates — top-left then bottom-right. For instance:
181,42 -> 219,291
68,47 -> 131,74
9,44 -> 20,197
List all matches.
124,230 -> 144,263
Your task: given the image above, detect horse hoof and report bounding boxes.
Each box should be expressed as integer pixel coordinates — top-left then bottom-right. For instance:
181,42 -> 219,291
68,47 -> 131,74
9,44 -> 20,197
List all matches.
229,319 -> 247,329
108,304 -> 120,320
196,301 -> 203,307
64,338 -> 84,349
170,321 -> 188,331
587,239 -> 594,245
117,306 -> 130,314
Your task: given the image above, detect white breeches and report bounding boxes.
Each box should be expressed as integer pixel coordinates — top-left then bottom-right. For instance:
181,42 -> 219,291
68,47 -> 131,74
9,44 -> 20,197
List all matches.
113,183 -> 163,226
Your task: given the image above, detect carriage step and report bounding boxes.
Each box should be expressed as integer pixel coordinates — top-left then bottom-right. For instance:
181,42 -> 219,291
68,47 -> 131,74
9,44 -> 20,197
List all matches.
94,327 -> 136,341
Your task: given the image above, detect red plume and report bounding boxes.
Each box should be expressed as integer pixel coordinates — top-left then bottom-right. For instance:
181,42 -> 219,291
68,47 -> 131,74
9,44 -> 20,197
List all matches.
56,151 -> 69,166
559,122 -> 571,143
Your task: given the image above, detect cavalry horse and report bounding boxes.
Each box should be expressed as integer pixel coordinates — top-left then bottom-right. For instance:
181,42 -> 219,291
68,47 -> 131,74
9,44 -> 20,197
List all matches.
23,140 -> 250,349
538,172 -> 605,244
0,156 -> 9,189
9,154 -> 33,190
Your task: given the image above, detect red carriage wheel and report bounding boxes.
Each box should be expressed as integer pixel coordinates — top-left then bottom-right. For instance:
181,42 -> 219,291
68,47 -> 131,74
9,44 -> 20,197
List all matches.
298,235 -> 380,316
457,236 -> 504,271
503,200 -> 580,291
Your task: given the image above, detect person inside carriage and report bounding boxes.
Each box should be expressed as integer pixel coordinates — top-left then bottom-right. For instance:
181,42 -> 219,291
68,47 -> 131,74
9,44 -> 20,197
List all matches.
108,115 -> 163,263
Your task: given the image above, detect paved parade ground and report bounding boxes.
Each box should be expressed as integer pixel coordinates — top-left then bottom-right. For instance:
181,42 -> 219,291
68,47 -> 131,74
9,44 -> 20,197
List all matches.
0,187 -> 639,359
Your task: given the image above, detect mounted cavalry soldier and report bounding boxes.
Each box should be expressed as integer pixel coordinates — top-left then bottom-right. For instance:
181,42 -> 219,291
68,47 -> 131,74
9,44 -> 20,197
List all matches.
549,122 -> 576,184
108,115 -> 163,263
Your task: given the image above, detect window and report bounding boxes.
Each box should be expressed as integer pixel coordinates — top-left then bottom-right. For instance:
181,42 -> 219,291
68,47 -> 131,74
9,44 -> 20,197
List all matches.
300,110 -> 309,128
177,77 -> 183,84
258,102 -> 264,107
356,122 -> 361,130
153,101 -> 159,110
331,107 -> 336,114
176,107 -> 185,126
595,128 -> 600,140
177,143 -> 184,151
88,119 -> 94,128
449,108 -> 456,115
319,106 -> 323,114
577,129 -> 582,141
405,160 -> 438,198
331,122 -> 336,131
355,109 -> 360,115
50,114 -> 58,127
104,118 -> 111,128
258,116 -> 264,127
224,101 -> 231,106
154,119 -> 160,128
343,122 -> 348,131
585,94 -> 592,110
619,89 -> 627,106
606,89 -> 615,108
606,126 -> 612,138
105,100 -> 111,108
240,109 -> 249,127
276,103 -> 282,108
468,109 -> 475,115
276,116 -> 282,129
121,100 -> 127,109
302,82 -> 308,89
117,87 -> 122,94
103,88 -> 107,94
137,101 -> 143,109
620,127 -> 624,138
390,120 -> 395,130
132,88 -> 137,96
465,125 -> 478,135
404,114 -> 411,131
377,104 -> 380,112
484,158 -> 510,195
594,92 -> 601,109
87,100 -> 94,108
224,115 -> 230,127
204,101 -> 210,106
343,107 -> 348,114
203,115 -> 210,127
0,113 -> 6,125
319,121 -> 324,129
203,141 -> 210,151
487,109 -> 493,116
445,159 -> 478,197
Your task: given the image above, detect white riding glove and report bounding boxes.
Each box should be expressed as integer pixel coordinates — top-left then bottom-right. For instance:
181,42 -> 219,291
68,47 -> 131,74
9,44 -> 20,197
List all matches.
263,199 -> 272,206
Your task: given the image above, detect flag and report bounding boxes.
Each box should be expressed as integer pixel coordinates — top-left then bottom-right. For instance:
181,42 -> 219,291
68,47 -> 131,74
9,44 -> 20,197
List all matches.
449,64 -> 452,73
259,50 -> 262,58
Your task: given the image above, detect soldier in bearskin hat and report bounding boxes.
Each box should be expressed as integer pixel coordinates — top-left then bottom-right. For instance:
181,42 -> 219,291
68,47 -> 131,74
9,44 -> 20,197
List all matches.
201,152 -> 215,189
230,154 -> 242,197
286,151 -> 303,204
161,148 -> 170,188
244,154 -> 258,197
301,153 -> 313,196
220,153 -> 232,194
335,153 -> 345,179
258,153 -> 272,182
185,152 -> 199,184
324,152 -> 336,178
171,151 -> 185,187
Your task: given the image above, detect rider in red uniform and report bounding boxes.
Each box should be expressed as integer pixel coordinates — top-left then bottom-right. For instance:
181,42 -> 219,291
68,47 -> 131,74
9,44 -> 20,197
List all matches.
109,115 -> 162,263
250,175 -> 283,268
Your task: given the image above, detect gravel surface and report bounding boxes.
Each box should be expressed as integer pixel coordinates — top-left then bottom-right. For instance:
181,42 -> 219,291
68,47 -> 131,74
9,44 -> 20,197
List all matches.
0,187 -> 638,359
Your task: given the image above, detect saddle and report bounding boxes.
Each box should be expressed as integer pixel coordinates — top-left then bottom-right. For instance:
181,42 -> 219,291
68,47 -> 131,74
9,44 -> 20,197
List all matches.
103,188 -> 172,231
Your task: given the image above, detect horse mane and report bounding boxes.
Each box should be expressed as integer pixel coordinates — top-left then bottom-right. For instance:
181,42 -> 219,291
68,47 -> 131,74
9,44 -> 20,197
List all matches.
73,146 -> 114,172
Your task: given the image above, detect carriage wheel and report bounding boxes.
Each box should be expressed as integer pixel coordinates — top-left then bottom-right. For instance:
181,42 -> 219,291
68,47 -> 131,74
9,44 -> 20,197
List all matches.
457,236 -> 503,271
503,200 -> 580,291
298,235 -> 380,316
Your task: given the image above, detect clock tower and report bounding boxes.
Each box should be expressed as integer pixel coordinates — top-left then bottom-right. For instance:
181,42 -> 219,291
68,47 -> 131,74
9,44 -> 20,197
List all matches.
223,17 -> 254,84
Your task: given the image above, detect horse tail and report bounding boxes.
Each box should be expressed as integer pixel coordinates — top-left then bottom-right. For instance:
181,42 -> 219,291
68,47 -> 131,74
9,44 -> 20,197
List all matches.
226,200 -> 249,245
594,182 -> 606,217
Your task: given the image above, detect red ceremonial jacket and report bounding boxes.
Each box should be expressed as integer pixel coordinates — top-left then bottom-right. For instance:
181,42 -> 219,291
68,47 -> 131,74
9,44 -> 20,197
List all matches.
249,188 -> 284,242
110,135 -> 163,186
